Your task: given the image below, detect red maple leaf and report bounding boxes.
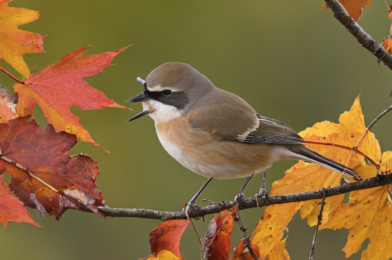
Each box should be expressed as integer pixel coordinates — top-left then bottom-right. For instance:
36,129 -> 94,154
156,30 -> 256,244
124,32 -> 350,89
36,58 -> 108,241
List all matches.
14,46 -> 130,150
0,168 -> 39,228
0,117 -> 105,220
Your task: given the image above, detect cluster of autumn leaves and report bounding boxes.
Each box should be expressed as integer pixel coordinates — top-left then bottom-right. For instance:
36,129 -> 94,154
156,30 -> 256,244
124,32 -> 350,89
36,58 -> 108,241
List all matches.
1,0 -> 392,260
140,97 -> 392,260
0,0 -> 128,225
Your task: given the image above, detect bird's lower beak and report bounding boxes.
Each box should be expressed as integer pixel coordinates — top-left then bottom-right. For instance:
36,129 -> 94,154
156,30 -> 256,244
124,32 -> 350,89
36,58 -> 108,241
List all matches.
125,92 -> 149,103
127,110 -> 149,122
126,92 -> 150,122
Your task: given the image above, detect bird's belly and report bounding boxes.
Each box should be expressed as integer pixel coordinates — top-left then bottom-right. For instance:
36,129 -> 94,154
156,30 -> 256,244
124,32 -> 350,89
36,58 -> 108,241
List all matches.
156,130 -> 275,179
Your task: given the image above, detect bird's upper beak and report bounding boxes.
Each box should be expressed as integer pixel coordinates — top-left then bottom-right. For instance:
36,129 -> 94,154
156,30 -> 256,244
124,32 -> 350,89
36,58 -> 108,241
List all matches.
126,77 -> 150,122
126,92 -> 149,103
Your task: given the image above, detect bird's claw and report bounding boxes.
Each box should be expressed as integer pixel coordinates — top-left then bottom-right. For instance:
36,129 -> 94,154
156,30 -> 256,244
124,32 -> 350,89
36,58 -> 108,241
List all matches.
255,188 -> 269,208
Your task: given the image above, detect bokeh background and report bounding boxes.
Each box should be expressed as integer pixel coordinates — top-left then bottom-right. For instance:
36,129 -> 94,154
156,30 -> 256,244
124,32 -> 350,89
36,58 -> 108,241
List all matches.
1,1 -> 391,259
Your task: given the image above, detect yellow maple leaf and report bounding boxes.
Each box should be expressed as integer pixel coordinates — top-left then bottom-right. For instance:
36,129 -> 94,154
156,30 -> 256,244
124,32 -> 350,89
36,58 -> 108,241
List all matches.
0,0 -> 45,78
139,250 -> 180,260
266,240 -> 290,260
249,95 -> 381,258
321,152 -> 392,259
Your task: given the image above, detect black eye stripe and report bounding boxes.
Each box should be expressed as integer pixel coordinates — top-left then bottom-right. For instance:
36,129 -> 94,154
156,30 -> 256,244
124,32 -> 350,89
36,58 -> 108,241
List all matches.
144,89 -> 166,99
144,89 -> 189,110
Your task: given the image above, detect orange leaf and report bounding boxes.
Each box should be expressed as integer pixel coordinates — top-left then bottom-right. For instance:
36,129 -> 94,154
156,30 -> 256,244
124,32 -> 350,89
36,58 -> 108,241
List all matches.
149,219 -> 190,259
321,0 -> 371,21
14,46 -> 129,150
321,153 -> 392,259
0,117 -> 105,220
386,3 -> 392,19
250,95 -> 380,257
0,0 -> 45,78
203,207 -> 235,260
0,166 -> 40,228
381,36 -> 392,57
232,238 -> 261,260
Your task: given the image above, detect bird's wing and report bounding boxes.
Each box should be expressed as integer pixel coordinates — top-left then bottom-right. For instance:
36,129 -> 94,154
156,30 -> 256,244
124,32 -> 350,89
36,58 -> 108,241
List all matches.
241,114 -> 305,144
188,93 -> 304,145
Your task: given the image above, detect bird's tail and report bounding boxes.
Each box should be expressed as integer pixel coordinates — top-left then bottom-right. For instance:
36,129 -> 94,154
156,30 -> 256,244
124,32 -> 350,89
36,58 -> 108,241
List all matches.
287,145 -> 362,181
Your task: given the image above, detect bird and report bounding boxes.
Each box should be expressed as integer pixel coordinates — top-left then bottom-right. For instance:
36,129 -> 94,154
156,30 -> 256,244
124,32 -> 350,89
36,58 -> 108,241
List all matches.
126,62 -> 362,217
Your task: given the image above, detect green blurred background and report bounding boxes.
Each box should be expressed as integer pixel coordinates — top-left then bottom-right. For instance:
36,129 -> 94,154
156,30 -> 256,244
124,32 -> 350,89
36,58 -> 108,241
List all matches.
1,0 -> 391,259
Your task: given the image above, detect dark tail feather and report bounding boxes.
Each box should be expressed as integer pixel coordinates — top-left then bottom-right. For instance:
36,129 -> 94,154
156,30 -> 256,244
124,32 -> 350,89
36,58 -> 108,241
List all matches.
289,145 -> 362,181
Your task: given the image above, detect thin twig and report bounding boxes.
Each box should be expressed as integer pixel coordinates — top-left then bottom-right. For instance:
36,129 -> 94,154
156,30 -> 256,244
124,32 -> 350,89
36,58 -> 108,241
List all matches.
344,103 -> 392,169
0,66 -> 25,84
354,103 -> 392,149
309,188 -> 327,260
234,200 -> 258,260
324,0 -> 392,70
190,219 -> 204,260
0,155 -> 58,191
0,154 -> 100,213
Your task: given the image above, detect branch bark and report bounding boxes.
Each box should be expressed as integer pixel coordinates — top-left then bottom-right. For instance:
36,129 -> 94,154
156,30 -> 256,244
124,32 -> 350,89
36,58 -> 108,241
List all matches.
99,173 -> 392,221
324,0 -> 392,70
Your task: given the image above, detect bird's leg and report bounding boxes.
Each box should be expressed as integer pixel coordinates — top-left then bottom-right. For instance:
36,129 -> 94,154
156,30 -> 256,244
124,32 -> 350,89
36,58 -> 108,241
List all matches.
259,170 -> 268,196
184,177 -> 213,219
234,173 -> 255,205
255,170 -> 269,207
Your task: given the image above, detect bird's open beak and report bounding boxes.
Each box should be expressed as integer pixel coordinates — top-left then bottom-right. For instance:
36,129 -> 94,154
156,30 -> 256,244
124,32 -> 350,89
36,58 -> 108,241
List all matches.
126,77 -> 150,122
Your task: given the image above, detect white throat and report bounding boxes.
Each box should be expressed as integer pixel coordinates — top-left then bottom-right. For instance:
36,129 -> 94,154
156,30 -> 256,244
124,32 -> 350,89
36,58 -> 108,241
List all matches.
142,99 -> 183,123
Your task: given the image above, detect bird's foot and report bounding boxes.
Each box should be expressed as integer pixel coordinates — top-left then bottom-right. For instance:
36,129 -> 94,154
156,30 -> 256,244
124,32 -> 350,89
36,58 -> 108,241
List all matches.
234,192 -> 245,205
184,202 -> 203,220
255,188 -> 269,208
233,192 -> 246,218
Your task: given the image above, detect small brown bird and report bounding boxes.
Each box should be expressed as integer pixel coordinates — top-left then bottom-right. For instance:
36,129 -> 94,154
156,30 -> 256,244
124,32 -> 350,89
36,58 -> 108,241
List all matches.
126,62 -> 361,216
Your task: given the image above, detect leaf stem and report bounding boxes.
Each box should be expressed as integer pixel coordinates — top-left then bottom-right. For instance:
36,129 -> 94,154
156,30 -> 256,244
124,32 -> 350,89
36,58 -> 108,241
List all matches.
305,141 -> 380,168
0,66 -> 25,84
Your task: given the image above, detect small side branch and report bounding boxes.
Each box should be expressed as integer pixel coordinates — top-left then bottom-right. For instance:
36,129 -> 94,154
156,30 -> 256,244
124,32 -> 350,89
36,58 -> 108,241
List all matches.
324,0 -> 392,70
99,174 -> 392,220
309,188 -> 327,260
0,66 -> 25,84
234,201 -> 258,260
354,103 -> 392,148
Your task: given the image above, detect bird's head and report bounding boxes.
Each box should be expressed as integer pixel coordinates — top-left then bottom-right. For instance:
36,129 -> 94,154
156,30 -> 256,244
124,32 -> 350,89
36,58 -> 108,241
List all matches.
126,62 -> 215,123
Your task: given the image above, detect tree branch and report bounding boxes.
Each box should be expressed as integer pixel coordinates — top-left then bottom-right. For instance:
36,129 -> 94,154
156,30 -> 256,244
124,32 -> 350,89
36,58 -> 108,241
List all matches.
99,173 -> 392,220
324,0 -> 392,70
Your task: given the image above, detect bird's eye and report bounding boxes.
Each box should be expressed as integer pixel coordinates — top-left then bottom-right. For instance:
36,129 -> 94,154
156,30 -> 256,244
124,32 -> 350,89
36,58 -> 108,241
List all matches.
162,90 -> 172,96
